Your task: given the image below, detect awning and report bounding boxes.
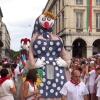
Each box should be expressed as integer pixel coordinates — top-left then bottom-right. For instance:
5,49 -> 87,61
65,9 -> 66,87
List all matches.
0,40 -> 3,47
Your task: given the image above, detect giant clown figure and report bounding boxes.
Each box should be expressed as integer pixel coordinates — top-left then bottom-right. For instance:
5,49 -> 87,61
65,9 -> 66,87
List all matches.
29,12 -> 71,100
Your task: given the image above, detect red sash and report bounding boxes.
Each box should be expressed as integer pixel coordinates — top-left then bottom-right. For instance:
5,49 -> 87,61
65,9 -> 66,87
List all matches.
0,77 -> 10,85
70,79 -> 80,86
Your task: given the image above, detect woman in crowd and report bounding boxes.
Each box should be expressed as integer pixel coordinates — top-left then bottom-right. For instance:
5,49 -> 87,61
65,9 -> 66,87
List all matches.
0,68 -> 16,100
22,69 -> 40,100
85,61 -> 97,100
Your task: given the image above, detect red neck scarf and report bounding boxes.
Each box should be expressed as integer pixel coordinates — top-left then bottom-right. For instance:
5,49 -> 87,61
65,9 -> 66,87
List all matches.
0,77 -> 10,85
70,79 -> 80,86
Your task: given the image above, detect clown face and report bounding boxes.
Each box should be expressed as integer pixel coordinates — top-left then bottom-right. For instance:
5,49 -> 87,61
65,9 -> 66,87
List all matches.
39,14 -> 54,30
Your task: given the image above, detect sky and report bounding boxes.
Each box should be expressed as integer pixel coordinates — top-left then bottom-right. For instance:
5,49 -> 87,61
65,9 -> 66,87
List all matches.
0,0 -> 48,51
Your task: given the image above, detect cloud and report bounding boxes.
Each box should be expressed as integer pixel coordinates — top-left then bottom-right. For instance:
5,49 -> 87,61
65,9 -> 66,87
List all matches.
8,24 -> 32,51
6,18 -> 34,51
0,0 -> 48,51
1,0 -> 47,23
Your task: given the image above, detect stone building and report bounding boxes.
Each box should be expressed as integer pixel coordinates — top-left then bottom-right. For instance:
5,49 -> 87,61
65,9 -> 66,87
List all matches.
1,23 -> 11,59
0,8 -> 3,60
43,0 -> 100,58
0,8 -> 10,60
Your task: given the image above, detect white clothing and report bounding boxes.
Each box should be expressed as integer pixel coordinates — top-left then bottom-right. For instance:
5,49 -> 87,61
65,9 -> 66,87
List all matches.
0,79 -> 15,100
26,82 -> 35,100
60,81 -> 89,100
0,96 -> 14,100
85,70 -> 96,93
95,75 -> 100,97
14,64 -> 21,82
28,82 -> 35,94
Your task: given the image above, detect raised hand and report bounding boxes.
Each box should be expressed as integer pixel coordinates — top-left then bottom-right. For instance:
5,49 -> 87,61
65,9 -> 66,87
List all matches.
55,57 -> 68,68
35,58 -> 46,68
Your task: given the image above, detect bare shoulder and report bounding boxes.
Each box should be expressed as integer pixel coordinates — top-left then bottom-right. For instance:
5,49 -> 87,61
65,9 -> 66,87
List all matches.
31,33 -> 39,41
32,33 -> 38,39
51,34 -> 60,40
23,81 -> 29,87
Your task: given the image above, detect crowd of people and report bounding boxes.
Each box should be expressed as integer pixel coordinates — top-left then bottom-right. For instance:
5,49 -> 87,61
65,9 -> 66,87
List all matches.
0,54 -> 99,100
69,54 -> 100,100
0,60 -> 39,100
0,11 -> 100,100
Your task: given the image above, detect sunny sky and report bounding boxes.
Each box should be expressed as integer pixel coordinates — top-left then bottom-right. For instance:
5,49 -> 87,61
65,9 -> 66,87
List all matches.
0,0 -> 48,51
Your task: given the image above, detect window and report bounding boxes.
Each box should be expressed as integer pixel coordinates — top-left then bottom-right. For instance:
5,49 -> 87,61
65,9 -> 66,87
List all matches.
96,0 -> 100,5
96,13 -> 100,32
76,12 -> 83,32
76,0 -> 83,5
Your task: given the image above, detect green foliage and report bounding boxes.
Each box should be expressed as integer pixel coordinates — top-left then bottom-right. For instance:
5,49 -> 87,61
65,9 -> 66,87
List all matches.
10,49 -> 21,60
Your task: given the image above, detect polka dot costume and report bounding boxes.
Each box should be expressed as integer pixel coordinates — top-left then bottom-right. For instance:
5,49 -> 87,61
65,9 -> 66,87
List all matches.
32,39 -> 67,98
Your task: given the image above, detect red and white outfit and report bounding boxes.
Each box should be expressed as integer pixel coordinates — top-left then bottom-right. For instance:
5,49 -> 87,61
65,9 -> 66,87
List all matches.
60,81 -> 89,100
0,78 -> 15,100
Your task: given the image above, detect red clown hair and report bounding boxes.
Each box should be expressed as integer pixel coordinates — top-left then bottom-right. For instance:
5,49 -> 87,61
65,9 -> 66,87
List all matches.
43,11 -> 57,19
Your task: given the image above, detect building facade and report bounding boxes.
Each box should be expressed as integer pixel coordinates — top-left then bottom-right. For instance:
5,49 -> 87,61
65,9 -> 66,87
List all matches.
0,8 -> 3,60
43,0 -> 100,58
1,23 -> 11,59
0,8 -> 10,60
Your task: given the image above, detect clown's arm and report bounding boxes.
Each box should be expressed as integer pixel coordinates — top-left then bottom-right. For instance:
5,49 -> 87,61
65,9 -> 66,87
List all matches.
56,47 -> 71,68
29,35 -> 45,69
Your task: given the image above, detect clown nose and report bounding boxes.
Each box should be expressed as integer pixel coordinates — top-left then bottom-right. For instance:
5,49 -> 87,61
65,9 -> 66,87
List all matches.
44,22 -> 50,29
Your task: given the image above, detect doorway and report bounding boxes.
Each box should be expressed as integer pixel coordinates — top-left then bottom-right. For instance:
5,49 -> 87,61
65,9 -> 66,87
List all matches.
93,39 -> 100,55
72,38 -> 87,58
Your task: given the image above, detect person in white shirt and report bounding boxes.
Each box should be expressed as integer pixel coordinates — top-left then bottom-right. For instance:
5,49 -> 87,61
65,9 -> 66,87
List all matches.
0,68 -> 16,100
60,69 -> 89,100
95,66 -> 100,100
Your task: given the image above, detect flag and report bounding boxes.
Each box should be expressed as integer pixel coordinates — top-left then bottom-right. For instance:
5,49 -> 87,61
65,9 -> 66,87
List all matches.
86,0 -> 92,32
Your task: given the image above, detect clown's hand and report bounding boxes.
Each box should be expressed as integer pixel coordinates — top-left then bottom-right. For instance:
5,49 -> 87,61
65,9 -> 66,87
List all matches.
35,58 -> 45,68
56,57 -> 68,68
